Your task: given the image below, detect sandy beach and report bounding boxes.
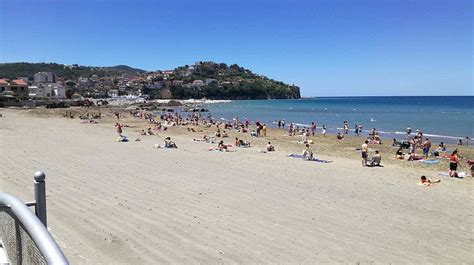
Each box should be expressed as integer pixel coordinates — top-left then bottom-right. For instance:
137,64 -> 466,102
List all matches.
0,108 -> 473,263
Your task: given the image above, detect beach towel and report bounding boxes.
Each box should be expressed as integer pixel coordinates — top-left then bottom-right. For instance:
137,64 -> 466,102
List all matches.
287,154 -> 332,163
420,160 -> 440,165
438,172 -> 466,178
154,144 -> 176,149
116,136 -> 128,142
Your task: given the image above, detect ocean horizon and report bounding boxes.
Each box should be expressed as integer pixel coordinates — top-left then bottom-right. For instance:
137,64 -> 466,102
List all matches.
201,96 -> 473,144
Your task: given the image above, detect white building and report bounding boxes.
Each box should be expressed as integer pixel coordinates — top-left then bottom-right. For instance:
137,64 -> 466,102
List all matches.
192,80 -> 204,87
205,78 -> 217,85
118,84 -> 128,91
34,72 -> 56,83
108,89 -> 119,97
29,83 -> 66,99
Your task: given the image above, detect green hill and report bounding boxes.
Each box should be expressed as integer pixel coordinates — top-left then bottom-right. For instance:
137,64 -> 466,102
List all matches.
167,62 -> 300,99
0,62 -> 145,80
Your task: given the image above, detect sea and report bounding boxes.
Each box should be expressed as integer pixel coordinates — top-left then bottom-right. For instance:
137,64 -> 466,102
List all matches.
199,96 -> 473,145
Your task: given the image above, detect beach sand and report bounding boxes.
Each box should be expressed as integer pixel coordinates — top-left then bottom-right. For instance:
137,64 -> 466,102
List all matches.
0,108 -> 473,263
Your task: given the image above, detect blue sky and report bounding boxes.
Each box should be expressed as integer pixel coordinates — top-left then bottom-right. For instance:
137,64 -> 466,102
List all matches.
0,0 -> 472,96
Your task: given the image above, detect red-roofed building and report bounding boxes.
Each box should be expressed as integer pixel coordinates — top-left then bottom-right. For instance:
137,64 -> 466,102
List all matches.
0,79 -> 9,94
8,79 -> 29,98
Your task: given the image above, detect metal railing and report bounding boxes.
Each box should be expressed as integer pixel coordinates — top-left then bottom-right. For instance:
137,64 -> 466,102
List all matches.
0,172 -> 69,264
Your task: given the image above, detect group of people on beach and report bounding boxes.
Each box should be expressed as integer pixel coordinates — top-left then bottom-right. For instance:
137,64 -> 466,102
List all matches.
109,108 -> 473,178
360,140 -> 382,167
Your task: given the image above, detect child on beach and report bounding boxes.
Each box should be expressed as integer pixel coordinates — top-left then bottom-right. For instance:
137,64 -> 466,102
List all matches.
322,125 -> 326,137
337,133 -> 344,140
266,142 -> 275,152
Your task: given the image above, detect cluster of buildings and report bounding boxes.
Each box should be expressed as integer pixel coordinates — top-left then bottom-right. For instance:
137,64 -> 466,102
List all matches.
0,72 -> 66,99
1,62 -> 242,100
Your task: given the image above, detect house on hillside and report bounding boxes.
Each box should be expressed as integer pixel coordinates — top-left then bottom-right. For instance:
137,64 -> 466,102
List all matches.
8,79 -> 29,98
108,89 -> 119,98
172,80 -> 184,87
0,79 -> 8,93
29,83 -> 66,99
205,78 -> 217,85
192,80 -> 204,87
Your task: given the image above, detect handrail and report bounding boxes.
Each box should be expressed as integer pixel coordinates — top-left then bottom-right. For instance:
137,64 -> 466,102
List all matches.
0,193 -> 69,265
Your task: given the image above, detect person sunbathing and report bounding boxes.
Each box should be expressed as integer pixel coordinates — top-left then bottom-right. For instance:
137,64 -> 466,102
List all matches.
235,137 -> 250,147
222,130 -> 229,138
217,140 -> 235,152
407,152 -> 423,161
194,135 -> 209,142
419,175 -> 441,186
266,142 -> 275,152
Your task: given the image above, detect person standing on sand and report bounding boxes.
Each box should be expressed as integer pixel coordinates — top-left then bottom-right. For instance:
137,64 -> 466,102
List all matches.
115,122 -> 123,136
422,138 -> 432,158
262,124 -> 267,137
406,126 -> 412,136
343,121 -> 349,135
311,122 -> 316,136
361,140 -> 369,167
449,149 -> 460,178
322,125 -> 326,136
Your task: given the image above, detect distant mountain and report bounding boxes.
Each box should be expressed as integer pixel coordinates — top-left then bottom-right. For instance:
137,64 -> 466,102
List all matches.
104,65 -> 146,73
0,62 -> 146,80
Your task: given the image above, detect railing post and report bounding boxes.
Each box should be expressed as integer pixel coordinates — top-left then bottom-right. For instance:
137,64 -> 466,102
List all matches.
34,171 -> 47,227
